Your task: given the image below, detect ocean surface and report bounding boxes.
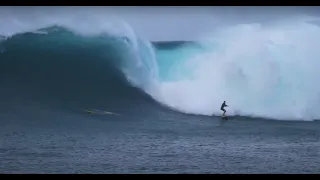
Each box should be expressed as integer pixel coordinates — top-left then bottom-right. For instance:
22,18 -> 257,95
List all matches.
1,23 -> 320,173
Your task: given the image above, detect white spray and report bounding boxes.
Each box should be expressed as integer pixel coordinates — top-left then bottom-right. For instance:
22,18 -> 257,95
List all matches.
151,21 -> 320,121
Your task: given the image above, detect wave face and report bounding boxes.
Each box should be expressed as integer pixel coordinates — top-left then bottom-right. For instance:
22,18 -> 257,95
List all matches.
1,9 -> 320,121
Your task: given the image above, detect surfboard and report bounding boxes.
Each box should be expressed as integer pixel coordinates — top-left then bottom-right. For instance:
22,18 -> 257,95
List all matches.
222,115 -> 228,120
84,109 -> 120,115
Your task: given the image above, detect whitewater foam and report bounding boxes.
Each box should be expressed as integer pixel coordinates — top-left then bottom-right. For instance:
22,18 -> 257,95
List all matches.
153,21 -> 320,121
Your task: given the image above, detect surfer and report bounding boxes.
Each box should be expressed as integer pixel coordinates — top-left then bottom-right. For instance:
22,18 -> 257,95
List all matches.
220,101 -> 228,117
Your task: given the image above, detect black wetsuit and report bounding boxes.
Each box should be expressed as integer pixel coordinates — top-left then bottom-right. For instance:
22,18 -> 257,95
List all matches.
220,102 -> 227,115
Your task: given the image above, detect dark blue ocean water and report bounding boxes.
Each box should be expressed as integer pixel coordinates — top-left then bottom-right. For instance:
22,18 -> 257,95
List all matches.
1,103 -> 319,173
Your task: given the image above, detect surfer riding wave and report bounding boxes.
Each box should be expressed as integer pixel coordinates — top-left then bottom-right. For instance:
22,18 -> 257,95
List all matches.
220,101 -> 228,117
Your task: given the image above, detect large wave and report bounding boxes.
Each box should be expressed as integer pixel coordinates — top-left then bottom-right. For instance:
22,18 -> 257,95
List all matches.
1,7 -> 320,121
0,26 -> 159,112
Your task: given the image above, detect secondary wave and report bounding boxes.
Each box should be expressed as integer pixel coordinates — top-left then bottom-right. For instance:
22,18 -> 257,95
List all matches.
1,8 -> 320,121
